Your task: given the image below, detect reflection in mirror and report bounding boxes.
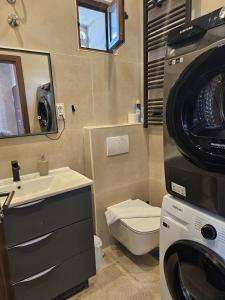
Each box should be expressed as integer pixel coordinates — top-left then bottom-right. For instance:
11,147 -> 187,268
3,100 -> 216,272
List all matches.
0,48 -> 57,138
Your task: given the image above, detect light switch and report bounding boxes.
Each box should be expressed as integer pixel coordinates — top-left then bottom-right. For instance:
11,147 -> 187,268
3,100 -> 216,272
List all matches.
106,135 -> 129,156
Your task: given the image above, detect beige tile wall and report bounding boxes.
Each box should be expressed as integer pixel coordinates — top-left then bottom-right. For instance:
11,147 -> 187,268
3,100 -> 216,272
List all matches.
202,1 -> 225,14
84,124 -> 150,246
148,127 -> 165,207
0,0 -> 143,179
192,0 -> 225,18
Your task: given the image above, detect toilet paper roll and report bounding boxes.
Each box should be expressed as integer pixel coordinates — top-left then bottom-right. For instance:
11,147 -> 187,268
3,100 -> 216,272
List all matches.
128,113 -> 139,124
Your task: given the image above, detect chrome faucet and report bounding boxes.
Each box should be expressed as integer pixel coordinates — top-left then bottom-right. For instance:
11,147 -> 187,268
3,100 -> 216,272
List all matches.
11,160 -> 21,182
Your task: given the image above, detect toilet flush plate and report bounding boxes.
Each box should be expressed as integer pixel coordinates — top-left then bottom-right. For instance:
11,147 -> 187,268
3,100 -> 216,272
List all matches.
106,135 -> 129,156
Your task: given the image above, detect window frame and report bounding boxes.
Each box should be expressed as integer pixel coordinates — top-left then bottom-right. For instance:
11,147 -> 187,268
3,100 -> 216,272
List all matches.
107,0 -> 125,51
76,0 -> 109,53
76,0 -> 125,53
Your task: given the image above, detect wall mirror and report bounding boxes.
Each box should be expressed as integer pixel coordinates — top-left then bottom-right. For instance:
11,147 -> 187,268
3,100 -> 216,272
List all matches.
0,48 -> 57,139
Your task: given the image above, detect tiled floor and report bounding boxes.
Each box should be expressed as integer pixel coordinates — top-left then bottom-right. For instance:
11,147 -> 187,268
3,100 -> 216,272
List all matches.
70,244 -> 161,300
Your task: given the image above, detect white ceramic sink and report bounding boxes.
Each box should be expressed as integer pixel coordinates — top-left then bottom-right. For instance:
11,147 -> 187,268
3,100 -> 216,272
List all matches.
0,167 -> 93,207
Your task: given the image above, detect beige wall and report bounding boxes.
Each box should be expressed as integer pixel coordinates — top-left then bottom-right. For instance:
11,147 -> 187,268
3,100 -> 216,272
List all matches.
192,0 -> 225,19
200,0 -> 225,16
84,124 -> 149,246
148,127 -> 165,207
0,0 -> 143,179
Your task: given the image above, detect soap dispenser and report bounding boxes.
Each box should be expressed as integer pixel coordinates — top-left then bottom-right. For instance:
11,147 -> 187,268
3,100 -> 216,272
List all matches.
134,99 -> 141,123
38,154 -> 49,176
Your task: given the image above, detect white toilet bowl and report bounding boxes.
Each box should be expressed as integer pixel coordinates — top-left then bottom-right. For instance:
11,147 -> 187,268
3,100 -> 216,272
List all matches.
106,200 -> 161,255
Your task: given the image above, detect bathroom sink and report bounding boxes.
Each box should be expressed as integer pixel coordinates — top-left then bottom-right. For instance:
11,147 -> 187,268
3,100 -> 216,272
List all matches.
0,167 -> 93,207
0,176 -> 53,203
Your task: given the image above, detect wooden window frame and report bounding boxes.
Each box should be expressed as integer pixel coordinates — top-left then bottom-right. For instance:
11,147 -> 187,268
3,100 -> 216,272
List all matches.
0,54 -> 31,134
76,0 -> 125,53
78,0 -> 109,11
107,0 -> 125,51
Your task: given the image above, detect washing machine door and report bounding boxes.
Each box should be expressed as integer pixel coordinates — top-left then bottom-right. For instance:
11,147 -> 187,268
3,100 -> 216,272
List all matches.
167,43 -> 225,173
164,240 -> 225,300
37,84 -> 53,132
38,98 -> 52,132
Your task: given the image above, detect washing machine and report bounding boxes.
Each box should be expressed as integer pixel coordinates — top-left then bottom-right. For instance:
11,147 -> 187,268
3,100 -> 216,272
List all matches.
164,8 -> 225,217
160,194 -> 225,300
37,82 -> 57,132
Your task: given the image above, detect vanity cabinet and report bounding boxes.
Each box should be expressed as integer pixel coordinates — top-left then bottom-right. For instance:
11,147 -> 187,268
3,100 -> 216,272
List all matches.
1,186 -> 96,300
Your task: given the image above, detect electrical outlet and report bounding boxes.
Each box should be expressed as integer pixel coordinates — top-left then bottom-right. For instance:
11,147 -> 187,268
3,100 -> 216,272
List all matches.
56,103 -> 65,119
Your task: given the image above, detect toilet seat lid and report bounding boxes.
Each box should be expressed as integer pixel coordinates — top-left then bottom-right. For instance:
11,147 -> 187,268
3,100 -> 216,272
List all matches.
121,217 -> 160,234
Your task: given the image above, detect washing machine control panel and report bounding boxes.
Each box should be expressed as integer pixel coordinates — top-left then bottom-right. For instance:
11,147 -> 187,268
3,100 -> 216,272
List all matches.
168,7 -> 225,47
201,224 -> 217,240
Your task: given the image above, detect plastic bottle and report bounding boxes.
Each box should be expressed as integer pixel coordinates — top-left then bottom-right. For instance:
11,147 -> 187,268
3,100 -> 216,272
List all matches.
38,154 -> 49,176
133,99 -> 141,123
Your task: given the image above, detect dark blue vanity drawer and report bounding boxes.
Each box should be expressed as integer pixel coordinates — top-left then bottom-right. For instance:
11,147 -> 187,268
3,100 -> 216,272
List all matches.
13,249 -> 96,300
3,186 -> 92,247
8,219 -> 94,283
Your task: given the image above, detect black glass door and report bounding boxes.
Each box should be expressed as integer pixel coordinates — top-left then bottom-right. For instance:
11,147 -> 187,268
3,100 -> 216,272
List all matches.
167,44 -> 225,173
164,240 -> 225,300
37,84 -> 53,132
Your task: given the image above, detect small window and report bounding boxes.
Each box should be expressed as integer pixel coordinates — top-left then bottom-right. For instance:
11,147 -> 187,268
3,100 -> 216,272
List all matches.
77,0 -> 125,52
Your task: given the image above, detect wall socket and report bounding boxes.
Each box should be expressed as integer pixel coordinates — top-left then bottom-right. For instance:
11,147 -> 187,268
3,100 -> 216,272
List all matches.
56,103 -> 65,119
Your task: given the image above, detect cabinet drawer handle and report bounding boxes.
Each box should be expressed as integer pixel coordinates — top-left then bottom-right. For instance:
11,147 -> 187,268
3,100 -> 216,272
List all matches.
17,265 -> 57,283
13,199 -> 46,209
13,232 -> 54,248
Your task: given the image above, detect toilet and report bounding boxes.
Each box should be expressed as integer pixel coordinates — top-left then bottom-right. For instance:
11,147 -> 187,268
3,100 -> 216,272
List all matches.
105,200 -> 161,256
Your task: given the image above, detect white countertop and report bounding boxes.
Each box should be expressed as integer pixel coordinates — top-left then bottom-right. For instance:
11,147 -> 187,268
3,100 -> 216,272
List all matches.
0,167 -> 93,208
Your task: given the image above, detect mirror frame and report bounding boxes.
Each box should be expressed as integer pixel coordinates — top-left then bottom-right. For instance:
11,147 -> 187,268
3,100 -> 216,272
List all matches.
0,47 -> 58,139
